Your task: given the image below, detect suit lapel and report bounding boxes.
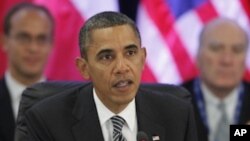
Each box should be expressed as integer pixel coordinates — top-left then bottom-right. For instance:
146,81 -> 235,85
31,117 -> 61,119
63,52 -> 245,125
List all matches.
70,84 -> 180,141
238,82 -> 250,124
136,89 -> 165,141
0,78 -> 15,121
191,92 -> 208,141
188,80 -> 250,141
0,78 -> 15,141
71,83 -> 104,141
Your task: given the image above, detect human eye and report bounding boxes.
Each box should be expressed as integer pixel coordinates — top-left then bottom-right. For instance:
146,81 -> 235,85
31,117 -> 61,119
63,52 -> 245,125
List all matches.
125,45 -> 138,56
97,50 -> 114,61
37,35 -> 51,45
15,33 -> 31,44
126,49 -> 137,56
208,44 -> 222,52
100,54 -> 113,60
233,45 -> 246,54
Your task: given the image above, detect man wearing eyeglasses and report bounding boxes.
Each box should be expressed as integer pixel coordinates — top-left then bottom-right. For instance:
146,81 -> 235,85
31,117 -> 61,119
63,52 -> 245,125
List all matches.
0,3 -> 54,141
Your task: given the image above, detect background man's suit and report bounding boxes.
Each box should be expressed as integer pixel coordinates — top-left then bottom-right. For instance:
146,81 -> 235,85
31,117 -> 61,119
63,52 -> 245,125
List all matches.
182,79 -> 250,141
0,78 -> 15,141
25,82 -> 197,141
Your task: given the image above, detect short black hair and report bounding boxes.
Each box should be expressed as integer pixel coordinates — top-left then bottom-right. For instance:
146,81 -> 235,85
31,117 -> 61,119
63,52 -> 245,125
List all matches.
79,11 -> 141,59
3,2 -> 54,35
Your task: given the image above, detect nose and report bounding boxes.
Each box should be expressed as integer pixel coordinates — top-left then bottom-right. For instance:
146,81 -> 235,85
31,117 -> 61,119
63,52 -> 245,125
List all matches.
114,57 -> 129,75
220,51 -> 233,65
27,39 -> 40,53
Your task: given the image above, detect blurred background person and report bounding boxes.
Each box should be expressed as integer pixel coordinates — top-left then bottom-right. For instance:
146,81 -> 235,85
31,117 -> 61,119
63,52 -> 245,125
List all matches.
0,3 -> 54,141
182,17 -> 250,141
1,0 -> 250,84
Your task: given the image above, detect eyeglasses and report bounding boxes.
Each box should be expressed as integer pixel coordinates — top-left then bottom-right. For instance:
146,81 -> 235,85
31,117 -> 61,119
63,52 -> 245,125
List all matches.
8,32 -> 52,46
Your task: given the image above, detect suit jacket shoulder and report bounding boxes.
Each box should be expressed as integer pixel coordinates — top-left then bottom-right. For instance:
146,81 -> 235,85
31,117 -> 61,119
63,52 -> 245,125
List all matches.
25,83 -> 198,141
136,87 -> 197,141
0,77 -> 15,141
181,79 -> 208,141
141,83 -> 191,101
181,79 -> 195,94
25,82 -> 104,141
239,81 -> 250,124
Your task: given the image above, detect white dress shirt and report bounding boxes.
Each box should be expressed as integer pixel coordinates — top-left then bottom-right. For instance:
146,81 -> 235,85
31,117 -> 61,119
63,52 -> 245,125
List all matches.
201,83 -> 239,141
5,71 -> 45,119
93,88 -> 138,141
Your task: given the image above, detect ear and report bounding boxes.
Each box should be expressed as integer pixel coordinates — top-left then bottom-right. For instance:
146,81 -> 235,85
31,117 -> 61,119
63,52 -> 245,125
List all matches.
1,35 -> 8,52
75,57 -> 90,80
141,47 -> 147,65
196,48 -> 202,69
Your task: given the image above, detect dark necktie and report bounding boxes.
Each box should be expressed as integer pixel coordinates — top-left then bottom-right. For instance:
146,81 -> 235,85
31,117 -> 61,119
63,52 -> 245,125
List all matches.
111,115 -> 127,141
214,102 -> 229,141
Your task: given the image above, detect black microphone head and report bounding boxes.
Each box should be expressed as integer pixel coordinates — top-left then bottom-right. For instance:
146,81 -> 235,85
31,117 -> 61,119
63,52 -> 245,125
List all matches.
137,131 -> 149,141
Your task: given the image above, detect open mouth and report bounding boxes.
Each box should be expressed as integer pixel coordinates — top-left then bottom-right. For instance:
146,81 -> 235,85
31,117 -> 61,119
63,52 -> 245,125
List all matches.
113,80 -> 133,88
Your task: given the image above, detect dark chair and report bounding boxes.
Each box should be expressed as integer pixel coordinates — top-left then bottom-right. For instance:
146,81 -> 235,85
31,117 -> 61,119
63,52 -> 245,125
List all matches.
15,81 -> 191,141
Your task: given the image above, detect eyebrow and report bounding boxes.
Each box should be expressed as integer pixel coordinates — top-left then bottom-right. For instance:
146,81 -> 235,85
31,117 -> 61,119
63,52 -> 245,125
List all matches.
15,31 -> 50,37
96,44 -> 139,56
124,44 -> 139,50
96,49 -> 113,56
15,32 -> 30,36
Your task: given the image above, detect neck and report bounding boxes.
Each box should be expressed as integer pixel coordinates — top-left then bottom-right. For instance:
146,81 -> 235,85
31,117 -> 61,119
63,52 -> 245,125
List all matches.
109,105 -> 127,114
210,88 -> 231,100
204,83 -> 234,100
9,69 -> 43,86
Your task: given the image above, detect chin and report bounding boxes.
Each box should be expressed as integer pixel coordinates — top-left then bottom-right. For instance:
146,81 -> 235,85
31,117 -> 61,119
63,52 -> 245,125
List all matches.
216,82 -> 237,89
116,94 -> 135,103
117,98 -> 134,106
22,70 -> 42,78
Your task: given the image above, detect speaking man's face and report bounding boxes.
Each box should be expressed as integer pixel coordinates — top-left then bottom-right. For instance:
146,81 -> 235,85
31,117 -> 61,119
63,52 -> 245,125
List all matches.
77,24 -> 146,113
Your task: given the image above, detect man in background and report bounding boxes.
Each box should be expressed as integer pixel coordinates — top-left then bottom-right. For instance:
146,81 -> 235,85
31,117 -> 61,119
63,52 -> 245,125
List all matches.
182,17 -> 250,141
0,3 -> 54,141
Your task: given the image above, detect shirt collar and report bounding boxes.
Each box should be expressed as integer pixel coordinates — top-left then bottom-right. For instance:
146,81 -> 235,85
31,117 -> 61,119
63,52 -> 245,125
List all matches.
5,70 -> 46,87
93,88 -> 136,131
5,71 -> 27,99
5,71 -> 46,118
201,82 -> 239,106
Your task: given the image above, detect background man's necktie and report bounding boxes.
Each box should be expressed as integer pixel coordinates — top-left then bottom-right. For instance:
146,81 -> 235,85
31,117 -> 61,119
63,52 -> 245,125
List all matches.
214,102 -> 229,141
111,116 -> 127,141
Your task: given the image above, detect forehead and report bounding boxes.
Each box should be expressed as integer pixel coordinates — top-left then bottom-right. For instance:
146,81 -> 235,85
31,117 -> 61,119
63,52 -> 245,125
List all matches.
10,9 -> 52,34
89,24 -> 140,49
203,22 -> 247,44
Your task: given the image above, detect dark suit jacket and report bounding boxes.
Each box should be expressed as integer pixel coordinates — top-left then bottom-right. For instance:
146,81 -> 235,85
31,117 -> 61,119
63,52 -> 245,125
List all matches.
23,82 -> 197,141
0,77 -> 15,141
182,79 -> 250,141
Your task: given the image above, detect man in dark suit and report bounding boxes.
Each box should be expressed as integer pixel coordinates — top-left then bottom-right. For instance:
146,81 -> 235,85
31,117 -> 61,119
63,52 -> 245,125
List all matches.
182,18 -> 250,141
0,3 -> 54,141
25,11 -> 198,141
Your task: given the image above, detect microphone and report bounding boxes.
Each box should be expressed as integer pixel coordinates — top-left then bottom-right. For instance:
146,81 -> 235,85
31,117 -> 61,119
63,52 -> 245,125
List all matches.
137,131 -> 149,141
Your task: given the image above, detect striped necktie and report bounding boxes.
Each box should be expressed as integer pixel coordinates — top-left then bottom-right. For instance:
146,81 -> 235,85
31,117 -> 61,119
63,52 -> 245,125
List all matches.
111,115 -> 127,141
214,102 -> 229,141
